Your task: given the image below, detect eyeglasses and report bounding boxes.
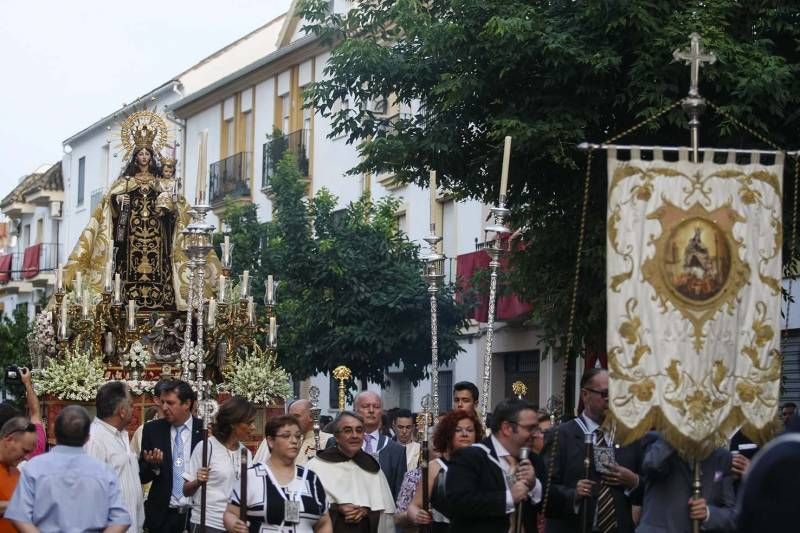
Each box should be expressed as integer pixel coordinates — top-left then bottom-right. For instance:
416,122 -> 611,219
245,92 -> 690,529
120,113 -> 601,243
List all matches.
583,387 -> 609,399
509,422 -> 539,433
454,427 -> 475,435
336,427 -> 365,436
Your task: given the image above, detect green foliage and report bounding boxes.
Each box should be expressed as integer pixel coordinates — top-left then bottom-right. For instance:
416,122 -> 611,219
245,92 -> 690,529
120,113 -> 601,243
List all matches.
221,151 -> 470,385
0,307 -> 31,397
299,0 -> 800,355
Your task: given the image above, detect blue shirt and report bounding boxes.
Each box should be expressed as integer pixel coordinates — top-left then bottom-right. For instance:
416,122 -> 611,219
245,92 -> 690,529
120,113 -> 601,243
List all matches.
5,445 -> 131,533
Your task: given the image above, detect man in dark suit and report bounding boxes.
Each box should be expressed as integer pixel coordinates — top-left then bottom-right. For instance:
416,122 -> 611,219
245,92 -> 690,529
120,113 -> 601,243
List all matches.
353,391 -> 407,501
636,433 -> 735,532
139,380 -> 202,532
543,368 -> 642,533
446,398 -> 544,533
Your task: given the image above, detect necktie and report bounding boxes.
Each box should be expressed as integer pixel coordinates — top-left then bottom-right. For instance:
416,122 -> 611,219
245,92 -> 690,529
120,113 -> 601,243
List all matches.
172,425 -> 187,502
364,434 -> 374,454
594,429 -> 617,533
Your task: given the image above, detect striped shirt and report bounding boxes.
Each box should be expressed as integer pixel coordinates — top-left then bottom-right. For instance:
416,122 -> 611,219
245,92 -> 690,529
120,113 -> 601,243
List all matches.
87,418 -> 145,532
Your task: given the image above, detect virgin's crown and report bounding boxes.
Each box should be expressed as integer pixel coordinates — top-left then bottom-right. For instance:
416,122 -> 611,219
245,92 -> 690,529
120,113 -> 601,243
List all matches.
133,124 -> 157,150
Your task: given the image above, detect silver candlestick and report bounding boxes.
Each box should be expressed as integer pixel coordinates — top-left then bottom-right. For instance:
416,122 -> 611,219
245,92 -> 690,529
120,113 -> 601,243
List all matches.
479,204 -> 511,424
309,385 -> 321,452
422,225 -> 445,417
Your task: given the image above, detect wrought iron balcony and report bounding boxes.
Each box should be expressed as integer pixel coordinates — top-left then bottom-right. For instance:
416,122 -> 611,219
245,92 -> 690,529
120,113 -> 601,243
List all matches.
262,129 -> 310,189
209,152 -> 252,206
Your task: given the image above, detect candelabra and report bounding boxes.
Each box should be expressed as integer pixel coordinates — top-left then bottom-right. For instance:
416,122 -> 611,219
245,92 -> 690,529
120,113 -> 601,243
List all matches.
479,203 -> 511,423
422,227 -> 445,417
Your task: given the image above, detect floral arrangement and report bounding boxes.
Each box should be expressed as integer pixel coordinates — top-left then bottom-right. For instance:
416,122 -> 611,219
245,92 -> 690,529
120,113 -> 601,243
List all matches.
33,349 -> 107,401
221,349 -> 292,405
27,313 -> 57,369
122,341 -> 151,371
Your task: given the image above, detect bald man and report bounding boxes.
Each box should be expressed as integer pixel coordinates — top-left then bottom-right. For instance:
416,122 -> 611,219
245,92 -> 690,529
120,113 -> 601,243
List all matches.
254,399 -> 332,466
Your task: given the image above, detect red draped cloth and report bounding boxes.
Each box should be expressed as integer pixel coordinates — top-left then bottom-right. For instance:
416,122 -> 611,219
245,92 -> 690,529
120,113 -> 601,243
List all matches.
456,247 -> 532,322
0,254 -> 12,283
22,243 -> 41,279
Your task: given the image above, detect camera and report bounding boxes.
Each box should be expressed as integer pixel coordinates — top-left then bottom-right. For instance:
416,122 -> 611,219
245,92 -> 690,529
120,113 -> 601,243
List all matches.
4,366 -> 23,383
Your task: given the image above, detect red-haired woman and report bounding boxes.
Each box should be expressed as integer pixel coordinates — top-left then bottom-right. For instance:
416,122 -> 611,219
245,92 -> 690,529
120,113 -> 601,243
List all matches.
401,410 -> 484,532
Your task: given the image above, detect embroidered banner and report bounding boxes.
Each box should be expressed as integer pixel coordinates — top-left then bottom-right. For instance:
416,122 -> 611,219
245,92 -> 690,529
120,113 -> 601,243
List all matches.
606,147 -> 783,457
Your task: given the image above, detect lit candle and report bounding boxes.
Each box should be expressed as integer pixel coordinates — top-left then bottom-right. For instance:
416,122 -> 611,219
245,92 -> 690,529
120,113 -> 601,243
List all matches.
207,298 -> 216,326
114,273 -> 121,303
60,297 -> 68,338
75,271 -> 82,296
429,170 -> 437,231
56,264 -> 63,292
499,136 -> 511,202
127,299 -> 136,330
266,274 -> 274,303
218,274 -> 226,302
247,296 -> 254,324
222,235 -> 230,265
269,316 -> 276,346
242,270 -> 249,298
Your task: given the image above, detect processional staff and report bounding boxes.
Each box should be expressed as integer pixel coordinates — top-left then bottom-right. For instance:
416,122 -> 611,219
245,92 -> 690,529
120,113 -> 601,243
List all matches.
333,365 -> 352,411
416,395 -> 432,533
309,385 -> 322,451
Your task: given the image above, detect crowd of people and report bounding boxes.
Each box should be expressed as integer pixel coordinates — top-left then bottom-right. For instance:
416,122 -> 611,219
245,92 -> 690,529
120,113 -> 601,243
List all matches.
0,369 -> 796,532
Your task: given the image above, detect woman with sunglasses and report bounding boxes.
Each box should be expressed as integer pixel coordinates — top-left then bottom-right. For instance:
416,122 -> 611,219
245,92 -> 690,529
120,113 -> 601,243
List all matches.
224,415 -> 331,532
183,396 -> 255,533
400,410 -> 484,532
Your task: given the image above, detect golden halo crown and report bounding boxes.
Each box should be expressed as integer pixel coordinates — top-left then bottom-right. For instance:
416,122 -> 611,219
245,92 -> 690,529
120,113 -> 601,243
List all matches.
118,110 -> 169,160
133,124 -> 157,151
161,156 -> 177,167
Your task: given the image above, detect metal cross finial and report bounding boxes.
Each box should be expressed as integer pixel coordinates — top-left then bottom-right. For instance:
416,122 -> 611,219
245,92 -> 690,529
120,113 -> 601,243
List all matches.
673,33 -> 716,97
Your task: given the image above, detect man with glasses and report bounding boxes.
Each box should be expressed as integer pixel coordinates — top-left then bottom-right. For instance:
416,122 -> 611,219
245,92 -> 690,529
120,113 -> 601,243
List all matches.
446,398 -> 545,532
543,368 -> 642,533
308,411 -> 396,532
0,417 -> 37,533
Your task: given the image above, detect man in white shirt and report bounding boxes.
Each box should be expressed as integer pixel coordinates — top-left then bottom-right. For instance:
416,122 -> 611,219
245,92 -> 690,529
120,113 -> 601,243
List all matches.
392,409 -> 420,470
254,399 -> 332,465
87,381 -> 144,532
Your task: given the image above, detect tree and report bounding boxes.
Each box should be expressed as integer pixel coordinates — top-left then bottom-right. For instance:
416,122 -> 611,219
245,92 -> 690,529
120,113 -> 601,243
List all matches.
221,152 -> 470,385
0,307 -> 31,399
299,0 -> 800,355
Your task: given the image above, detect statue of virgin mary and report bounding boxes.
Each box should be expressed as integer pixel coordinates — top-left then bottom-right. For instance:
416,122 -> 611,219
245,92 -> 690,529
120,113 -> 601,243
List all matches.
63,110 -> 219,315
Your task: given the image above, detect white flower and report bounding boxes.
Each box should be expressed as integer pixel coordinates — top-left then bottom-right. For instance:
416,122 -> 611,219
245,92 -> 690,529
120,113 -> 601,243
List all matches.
222,351 -> 292,405
34,349 -> 106,401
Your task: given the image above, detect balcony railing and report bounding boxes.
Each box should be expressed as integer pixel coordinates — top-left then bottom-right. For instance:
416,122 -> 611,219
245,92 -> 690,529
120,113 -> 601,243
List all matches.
375,112 -> 412,136
262,129 -> 310,189
0,243 -> 59,284
209,152 -> 252,206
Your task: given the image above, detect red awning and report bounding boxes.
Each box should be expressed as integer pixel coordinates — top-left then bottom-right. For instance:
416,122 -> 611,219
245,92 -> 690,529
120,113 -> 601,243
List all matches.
22,243 -> 41,279
456,247 -> 532,322
0,254 -> 12,283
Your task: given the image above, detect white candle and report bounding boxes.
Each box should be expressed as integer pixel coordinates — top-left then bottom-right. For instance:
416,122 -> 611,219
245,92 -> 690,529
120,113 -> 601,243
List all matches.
56,264 -> 63,292
269,316 -> 276,346
266,274 -> 274,303
82,290 -> 89,318
114,273 -> 121,303
75,271 -> 82,296
207,298 -> 217,326
127,300 -> 136,330
499,136 -> 511,202
218,274 -> 226,302
60,297 -> 68,338
104,259 -> 113,292
242,270 -> 249,298
222,235 -> 230,265
429,170 -> 437,231
247,296 -> 254,324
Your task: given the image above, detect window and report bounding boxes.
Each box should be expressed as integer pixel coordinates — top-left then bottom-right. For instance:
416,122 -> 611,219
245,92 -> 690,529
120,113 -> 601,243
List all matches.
35,219 -> 43,244
222,118 -> 235,158
372,97 -> 389,115
23,225 -> 31,248
281,94 -> 291,134
243,110 -> 254,154
77,156 -> 86,206
437,370 -> 453,413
